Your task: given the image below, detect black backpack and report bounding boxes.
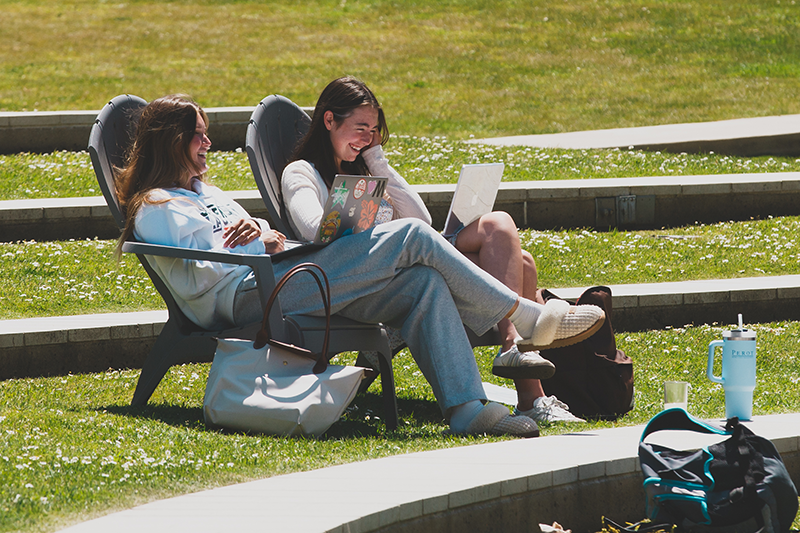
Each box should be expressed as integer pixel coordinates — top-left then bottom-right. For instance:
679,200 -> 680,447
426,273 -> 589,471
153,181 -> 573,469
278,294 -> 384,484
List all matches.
639,408 -> 798,533
539,286 -> 634,420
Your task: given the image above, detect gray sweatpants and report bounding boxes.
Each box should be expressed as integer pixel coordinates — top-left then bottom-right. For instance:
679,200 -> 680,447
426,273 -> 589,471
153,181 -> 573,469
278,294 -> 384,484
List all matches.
234,218 -> 518,414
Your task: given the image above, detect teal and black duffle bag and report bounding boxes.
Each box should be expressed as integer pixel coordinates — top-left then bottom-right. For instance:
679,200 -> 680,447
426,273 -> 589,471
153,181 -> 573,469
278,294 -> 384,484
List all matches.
639,408 -> 798,533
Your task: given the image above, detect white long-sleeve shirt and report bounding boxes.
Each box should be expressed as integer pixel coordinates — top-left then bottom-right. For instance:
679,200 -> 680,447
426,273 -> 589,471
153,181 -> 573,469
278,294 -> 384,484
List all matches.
281,145 -> 432,241
133,178 -> 269,330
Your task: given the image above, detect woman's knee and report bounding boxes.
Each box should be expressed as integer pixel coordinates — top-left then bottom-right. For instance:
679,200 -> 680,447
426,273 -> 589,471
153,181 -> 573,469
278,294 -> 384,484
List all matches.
393,217 -> 444,248
406,216 -> 438,236
480,211 -> 519,243
482,211 -> 515,229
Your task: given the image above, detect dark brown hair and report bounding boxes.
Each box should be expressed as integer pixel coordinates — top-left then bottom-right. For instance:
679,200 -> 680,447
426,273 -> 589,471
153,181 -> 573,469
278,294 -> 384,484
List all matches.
115,94 -> 208,255
291,76 -> 389,188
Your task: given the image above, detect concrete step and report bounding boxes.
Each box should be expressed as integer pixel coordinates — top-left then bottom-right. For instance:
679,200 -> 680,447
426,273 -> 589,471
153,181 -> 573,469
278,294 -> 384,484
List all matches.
0,105 -> 312,154
3,106 -> 799,157
0,311 -> 165,380
0,190 -> 267,242
472,113 -> 800,157
55,413 -> 800,533
4,172 -> 800,242
3,276 -> 800,381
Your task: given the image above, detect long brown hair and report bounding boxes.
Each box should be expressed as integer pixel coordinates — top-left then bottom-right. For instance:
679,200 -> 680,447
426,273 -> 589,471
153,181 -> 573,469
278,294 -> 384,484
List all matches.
115,94 -> 209,256
291,76 -> 389,189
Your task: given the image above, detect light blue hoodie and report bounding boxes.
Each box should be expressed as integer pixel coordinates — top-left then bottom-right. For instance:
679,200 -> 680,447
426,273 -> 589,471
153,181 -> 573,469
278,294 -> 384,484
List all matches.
133,179 -> 269,330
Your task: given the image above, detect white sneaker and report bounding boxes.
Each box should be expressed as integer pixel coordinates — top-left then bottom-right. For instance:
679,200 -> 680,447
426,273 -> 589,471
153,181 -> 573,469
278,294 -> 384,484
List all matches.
515,396 -> 585,423
492,345 -> 556,380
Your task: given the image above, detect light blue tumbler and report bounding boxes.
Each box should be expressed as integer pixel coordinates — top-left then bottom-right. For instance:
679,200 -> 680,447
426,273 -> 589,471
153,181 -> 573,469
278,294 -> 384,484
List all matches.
707,315 -> 756,420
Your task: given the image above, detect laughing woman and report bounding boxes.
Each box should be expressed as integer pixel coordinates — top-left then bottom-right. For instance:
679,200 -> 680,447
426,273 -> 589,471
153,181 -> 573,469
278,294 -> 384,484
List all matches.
282,76 -> 592,423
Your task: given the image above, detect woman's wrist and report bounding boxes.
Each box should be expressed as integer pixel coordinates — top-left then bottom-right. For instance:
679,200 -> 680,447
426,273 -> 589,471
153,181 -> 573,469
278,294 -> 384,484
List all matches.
361,144 -> 384,162
362,144 -> 389,177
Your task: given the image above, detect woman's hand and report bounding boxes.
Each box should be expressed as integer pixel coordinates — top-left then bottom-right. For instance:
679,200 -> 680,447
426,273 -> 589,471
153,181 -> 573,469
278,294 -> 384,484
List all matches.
223,219 -> 263,248
260,229 -> 286,254
534,288 -> 546,305
368,128 -> 383,150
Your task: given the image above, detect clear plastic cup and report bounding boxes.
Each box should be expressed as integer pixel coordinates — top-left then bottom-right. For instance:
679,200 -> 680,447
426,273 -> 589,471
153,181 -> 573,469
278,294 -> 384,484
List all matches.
664,381 -> 689,411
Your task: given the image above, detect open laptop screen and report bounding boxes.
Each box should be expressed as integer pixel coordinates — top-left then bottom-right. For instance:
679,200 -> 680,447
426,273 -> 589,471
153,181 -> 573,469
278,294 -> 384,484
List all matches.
443,163 -> 504,238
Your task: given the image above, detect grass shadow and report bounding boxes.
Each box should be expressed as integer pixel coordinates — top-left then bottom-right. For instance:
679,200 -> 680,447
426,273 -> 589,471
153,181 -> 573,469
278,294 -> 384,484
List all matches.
100,403 -> 207,430
97,391 -> 446,440
326,393 -> 446,439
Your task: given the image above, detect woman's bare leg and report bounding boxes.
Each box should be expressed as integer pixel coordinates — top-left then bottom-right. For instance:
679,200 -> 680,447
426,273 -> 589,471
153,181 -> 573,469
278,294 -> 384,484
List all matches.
455,211 -> 546,411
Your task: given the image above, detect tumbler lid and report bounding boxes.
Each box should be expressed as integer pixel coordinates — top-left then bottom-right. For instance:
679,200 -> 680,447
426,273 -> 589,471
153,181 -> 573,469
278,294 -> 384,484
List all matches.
724,313 -> 756,340
724,328 -> 756,340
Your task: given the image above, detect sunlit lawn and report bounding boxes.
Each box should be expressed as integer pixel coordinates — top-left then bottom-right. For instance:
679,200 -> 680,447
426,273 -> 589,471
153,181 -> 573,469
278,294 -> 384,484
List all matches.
4,0 -> 800,530
3,1 -> 800,140
2,215 -> 800,320
2,140 -> 800,201
1,320 -> 799,533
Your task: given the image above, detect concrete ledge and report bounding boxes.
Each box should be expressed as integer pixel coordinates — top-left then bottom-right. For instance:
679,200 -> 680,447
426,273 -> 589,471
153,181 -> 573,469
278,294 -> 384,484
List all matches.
0,311 -> 165,379
4,107 -> 800,157
473,114 -> 800,157
3,276 -> 800,381
5,172 -> 800,242
0,191 -> 270,242
0,110 -> 99,154
549,275 -> 800,332
57,413 -> 800,533
418,172 -> 800,231
0,105 -> 313,154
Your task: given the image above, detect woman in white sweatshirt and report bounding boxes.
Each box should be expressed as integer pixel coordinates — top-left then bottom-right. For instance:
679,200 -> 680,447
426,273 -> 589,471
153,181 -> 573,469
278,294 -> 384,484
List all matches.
281,77 -> 589,423
116,94 -> 603,437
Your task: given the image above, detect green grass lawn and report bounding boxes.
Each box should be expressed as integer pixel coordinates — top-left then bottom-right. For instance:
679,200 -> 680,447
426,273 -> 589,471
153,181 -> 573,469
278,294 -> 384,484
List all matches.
3,1 -> 800,529
2,142 -> 800,201
1,321 -> 799,533
2,1 -> 800,139
2,216 -> 799,320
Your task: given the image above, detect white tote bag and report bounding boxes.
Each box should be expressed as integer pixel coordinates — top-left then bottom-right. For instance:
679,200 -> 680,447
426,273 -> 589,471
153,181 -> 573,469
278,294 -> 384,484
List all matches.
203,263 -> 365,437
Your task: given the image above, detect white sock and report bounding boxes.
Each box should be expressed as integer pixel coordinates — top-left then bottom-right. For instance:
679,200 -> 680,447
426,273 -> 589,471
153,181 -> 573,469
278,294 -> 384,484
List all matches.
449,400 -> 484,433
508,298 -> 543,340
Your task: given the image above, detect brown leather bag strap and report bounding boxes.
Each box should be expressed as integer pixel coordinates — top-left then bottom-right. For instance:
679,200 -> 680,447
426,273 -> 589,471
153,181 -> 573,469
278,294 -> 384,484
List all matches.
252,262 -> 332,374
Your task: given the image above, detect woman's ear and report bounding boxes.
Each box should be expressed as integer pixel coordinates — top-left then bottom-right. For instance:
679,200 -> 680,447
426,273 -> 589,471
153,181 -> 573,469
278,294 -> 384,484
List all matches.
323,110 -> 334,131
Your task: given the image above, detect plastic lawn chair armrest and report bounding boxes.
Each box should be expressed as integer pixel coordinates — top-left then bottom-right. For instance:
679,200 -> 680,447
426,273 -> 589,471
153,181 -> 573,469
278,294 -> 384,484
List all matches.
121,240 -> 280,330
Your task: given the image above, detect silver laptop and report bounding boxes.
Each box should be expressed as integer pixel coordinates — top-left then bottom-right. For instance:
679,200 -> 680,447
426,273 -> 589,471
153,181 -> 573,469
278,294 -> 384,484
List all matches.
442,163 -> 505,238
277,174 -> 388,258
313,174 -> 388,244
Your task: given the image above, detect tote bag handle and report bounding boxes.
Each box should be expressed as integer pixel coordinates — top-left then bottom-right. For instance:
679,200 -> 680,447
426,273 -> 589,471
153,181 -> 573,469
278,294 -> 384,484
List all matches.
253,262 -> 331,375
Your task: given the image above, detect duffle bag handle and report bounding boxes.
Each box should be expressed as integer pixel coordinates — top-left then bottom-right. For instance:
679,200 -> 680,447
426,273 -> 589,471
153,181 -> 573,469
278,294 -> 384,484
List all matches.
253,262 -> 332,375
640,408 -> 731,443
